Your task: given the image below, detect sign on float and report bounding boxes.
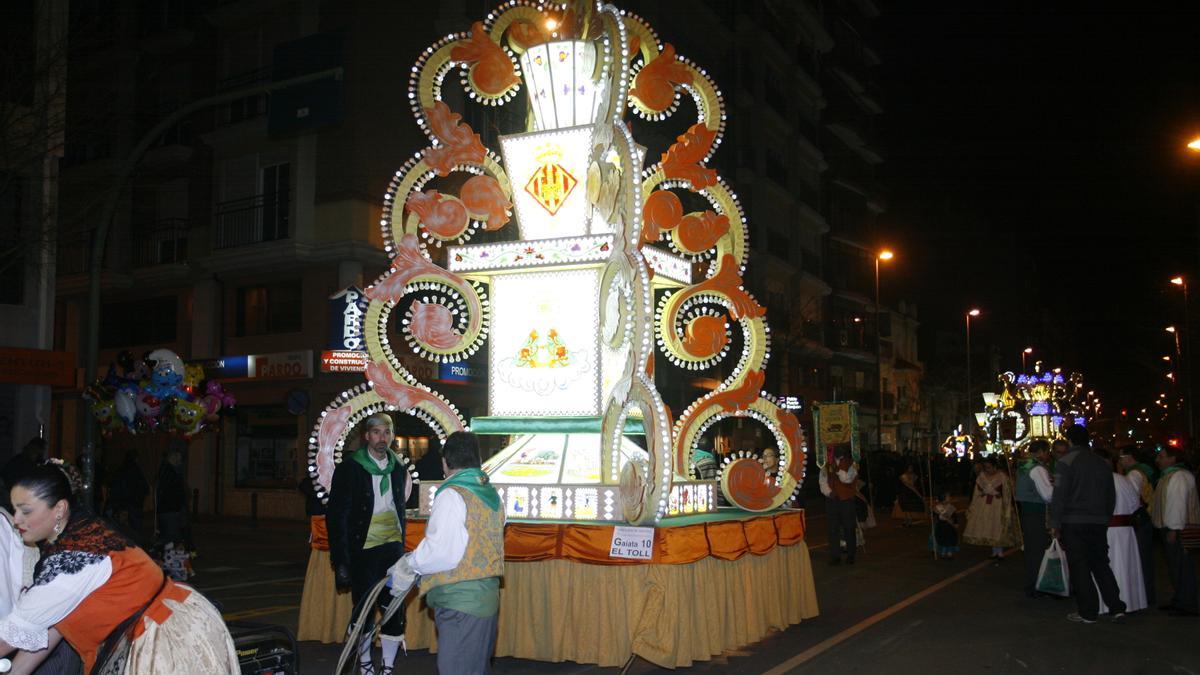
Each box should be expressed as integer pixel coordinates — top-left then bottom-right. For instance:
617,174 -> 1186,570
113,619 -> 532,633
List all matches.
609,526 -> 655,561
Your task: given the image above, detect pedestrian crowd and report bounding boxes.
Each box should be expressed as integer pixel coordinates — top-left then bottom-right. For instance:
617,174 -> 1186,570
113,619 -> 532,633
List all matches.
948,424 -> 1200,624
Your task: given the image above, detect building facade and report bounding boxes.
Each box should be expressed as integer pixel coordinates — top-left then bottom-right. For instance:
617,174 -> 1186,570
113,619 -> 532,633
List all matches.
43,0 -> 911,519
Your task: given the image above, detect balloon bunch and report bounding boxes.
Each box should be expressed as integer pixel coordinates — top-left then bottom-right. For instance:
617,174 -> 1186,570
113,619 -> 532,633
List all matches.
84,349 -> 236,437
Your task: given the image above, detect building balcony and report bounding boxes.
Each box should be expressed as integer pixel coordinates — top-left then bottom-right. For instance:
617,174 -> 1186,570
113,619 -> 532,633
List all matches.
214,194 -> 290,250
143,117 -> 196,169
131,220 -> 189,268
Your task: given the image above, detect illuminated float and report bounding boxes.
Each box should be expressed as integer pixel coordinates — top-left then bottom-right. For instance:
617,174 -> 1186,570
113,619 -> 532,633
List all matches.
970,361 -> 1086,457
306,1 -> 817,666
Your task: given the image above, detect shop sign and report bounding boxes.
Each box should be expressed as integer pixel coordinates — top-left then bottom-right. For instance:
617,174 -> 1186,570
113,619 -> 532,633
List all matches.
0,347 -> 76,387
399,354 -> 437,381
609,525 -> 655,560
321,350 -> 369,373
780,395 -> 804,412
200,351 -> 313,381
329,286 -> 368,351
437,360 -> 485,384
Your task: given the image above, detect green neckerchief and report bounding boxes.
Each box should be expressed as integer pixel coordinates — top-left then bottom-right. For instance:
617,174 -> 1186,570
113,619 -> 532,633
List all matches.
437,467 -> 501,511
1159,464 -> 1184,481
1018,459 -> 1038,474
1129,462 -> 1156,485
351,447 -> 399,495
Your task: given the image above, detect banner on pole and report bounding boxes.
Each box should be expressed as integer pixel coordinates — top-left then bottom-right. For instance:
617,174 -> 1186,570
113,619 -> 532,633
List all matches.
812,401 -> 859,468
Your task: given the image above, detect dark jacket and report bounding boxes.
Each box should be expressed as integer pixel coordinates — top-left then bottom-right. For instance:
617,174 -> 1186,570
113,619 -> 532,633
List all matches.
1049,445 -> 1115,528
327,452 -> 408,571
155,462 -> 188,514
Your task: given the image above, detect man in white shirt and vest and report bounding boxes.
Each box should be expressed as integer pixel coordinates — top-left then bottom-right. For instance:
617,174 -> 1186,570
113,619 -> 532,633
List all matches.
819,446 -> 859,565
391,431 -> 504,674
1117,447 -> 1156,605
1152,445 -> 1200,616
1016,439 -> 1054,597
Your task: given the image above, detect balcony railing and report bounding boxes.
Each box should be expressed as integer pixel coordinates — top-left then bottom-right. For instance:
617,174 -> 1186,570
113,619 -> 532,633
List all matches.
131,219 -> 189,267
214,194 -> 290,249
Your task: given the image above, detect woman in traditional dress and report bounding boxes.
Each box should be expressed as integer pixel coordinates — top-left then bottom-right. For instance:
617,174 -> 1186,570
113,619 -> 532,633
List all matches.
895,464 -> 926,526
1099,468 -> 1148,614
0,498 -> 80,673
962,457 -> 1021,561
0,464 -> 238,674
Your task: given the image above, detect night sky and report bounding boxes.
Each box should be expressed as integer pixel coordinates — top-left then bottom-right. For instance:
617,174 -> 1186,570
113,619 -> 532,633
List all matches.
879,2 -> 1200,411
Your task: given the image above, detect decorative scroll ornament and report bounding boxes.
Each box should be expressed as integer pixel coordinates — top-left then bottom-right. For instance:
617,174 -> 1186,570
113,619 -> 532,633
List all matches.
310,0 -> 804,518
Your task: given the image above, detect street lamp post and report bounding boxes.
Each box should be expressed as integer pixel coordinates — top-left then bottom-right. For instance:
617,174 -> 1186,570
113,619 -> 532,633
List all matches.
1168,325 -> 1186,438
966,309 -> 981,430
1022,346 -> 1033,373
872,250 -> 893,506
1171,276 -> 1195,442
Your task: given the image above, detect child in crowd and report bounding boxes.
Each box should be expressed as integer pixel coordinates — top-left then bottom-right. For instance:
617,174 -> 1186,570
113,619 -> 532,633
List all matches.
932,492 -> 959,559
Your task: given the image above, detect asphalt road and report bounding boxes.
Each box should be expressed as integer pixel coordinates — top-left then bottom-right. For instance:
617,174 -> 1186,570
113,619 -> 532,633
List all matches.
185,507 -> 1200,674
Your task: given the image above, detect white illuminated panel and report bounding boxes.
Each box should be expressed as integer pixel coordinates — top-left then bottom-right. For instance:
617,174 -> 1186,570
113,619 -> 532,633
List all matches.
500,125 -> 595,241
489,269 -> 601,416
521,41 -> 606,131
642,246 -> 694,285
447,235 -> 613,273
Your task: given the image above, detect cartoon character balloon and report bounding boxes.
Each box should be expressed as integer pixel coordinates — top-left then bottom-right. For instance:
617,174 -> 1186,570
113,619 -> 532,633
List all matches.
172,399 -> 207,437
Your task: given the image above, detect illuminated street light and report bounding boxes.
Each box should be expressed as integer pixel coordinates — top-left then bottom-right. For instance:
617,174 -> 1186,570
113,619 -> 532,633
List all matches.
1189,138 -> 1200,151
868,248 -> 895,506
1022,346 -> 1033,372
1169,278 -> 1195,441
966,308 -> 981,433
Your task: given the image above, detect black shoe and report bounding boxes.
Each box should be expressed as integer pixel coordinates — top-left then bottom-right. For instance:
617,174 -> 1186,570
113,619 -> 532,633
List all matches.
846,556 -> 855,565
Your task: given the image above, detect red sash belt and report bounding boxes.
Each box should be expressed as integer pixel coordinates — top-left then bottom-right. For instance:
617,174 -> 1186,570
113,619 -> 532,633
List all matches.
131,579 -> 193,639
1108,515 -> 1132,527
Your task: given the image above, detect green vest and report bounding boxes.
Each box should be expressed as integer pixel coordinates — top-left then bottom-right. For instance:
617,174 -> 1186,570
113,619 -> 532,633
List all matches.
421,485 -> 505,617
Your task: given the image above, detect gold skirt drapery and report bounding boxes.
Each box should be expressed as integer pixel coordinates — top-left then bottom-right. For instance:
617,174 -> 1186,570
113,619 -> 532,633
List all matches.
399,539 -> 819,668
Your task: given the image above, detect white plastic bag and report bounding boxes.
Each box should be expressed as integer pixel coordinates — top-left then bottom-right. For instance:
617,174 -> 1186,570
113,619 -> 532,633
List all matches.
1035,539 -> 1070,597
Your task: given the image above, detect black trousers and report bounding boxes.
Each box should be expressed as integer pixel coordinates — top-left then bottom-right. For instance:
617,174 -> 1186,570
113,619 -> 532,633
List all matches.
1018,503 -> 1049,593
1061,523 -> 1125,620
1161,528 -> 1199,613
1132,508 -> 1155,603
34,639 -> 82,675
826,497 -> 857,559
350,540 -> 407,638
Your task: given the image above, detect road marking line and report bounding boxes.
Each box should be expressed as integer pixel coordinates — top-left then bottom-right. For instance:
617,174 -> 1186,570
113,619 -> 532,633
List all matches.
763,551 -> 1013,674
197,576 -> 305,592
223,604 -> 300,621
